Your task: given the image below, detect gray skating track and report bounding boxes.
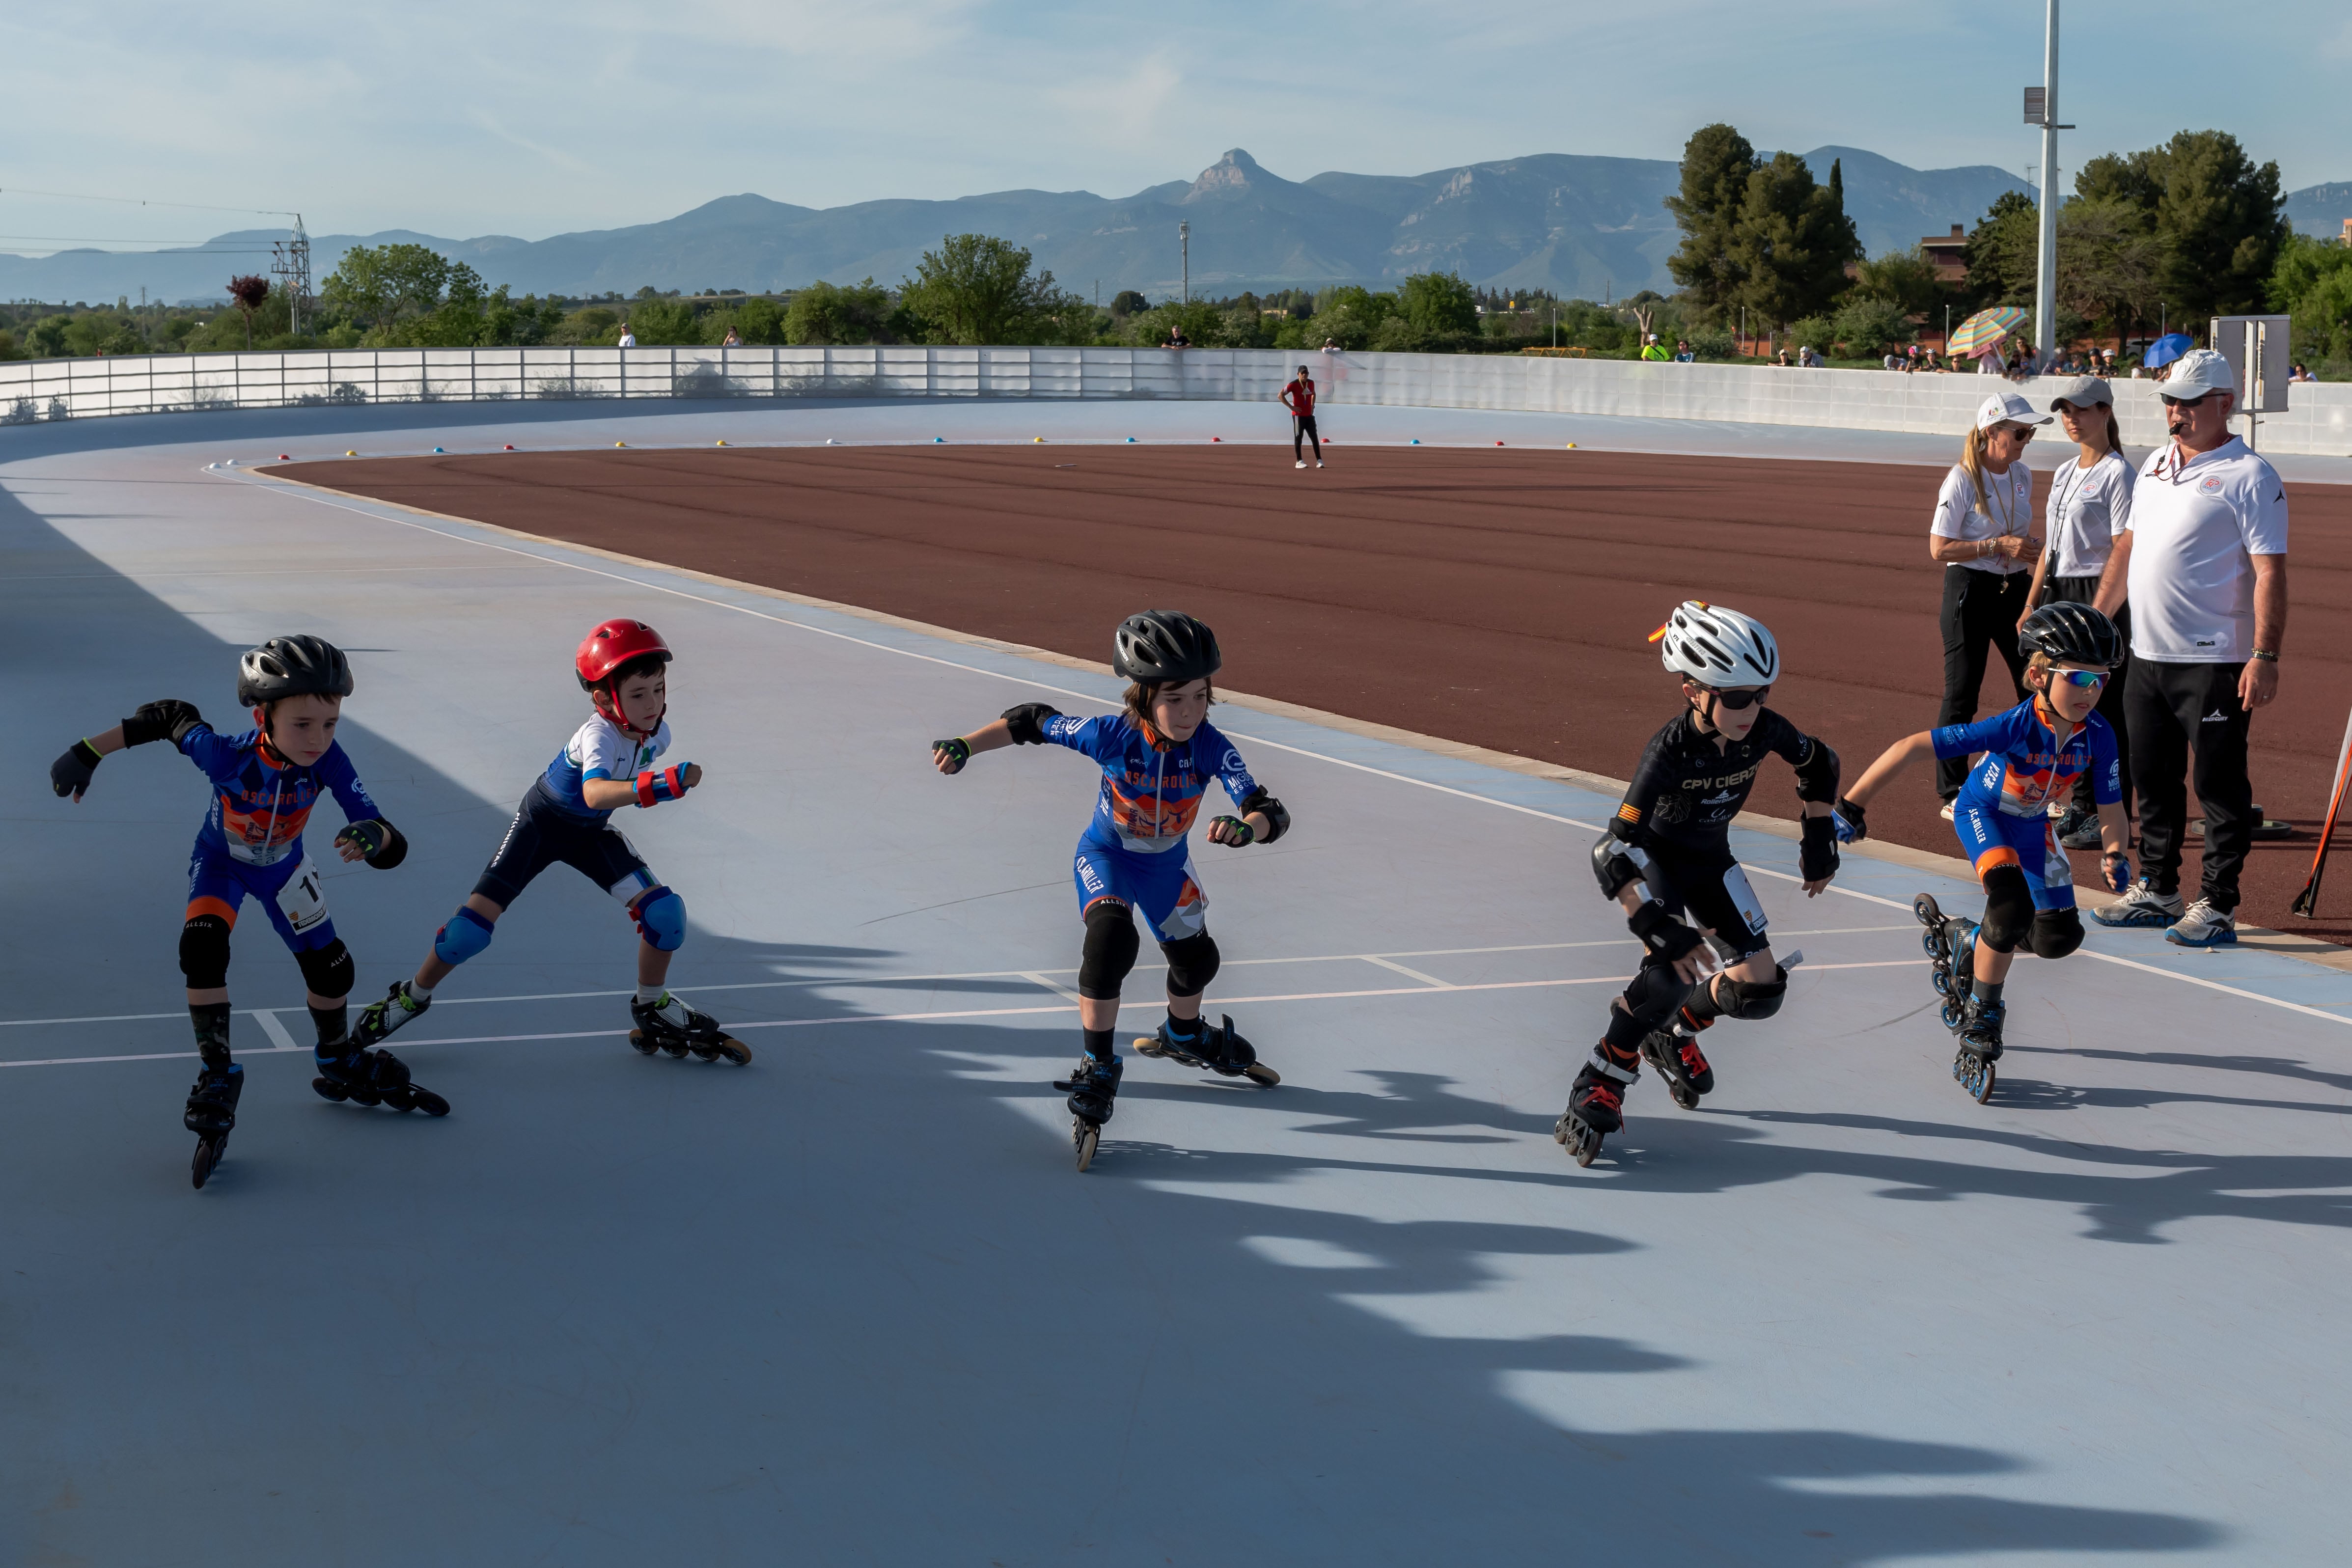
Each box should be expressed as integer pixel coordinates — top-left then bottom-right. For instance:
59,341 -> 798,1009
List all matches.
6,399 -> 2349,1566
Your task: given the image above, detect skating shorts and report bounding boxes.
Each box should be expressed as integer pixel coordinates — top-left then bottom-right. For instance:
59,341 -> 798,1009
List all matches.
1952,798 -> 2075,911
186,838 -> 339,952
1646,843 -> 1771,961
1073,835 -> 1207,942
474,781 -> 661,910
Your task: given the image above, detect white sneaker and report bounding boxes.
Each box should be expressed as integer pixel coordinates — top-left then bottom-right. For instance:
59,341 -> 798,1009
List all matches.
2091,879 -> 2185,929
1316,460 -> 1325,468
1295,460 -> 1307,469
2165,898 -> 2238,949
1938,802 -> 1955,821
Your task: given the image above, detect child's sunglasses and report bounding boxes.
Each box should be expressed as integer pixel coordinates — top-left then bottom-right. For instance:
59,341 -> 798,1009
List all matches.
1704,687 -> 1770,710
2050,669 -> 2106,689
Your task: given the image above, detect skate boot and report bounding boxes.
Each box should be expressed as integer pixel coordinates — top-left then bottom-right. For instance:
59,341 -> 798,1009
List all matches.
1134,1013 -> 1280,1085
1914,894 -> 1979,1030
629,992 -> 753,1065
1553,1045 -> 1637,1167
1952,996 -> 2004,1104
1051,1052 -> 1123,1171
184,1062 -> 244,1190
1638,1016 -> 1716,1110
313,1045 -> 450,1116
350,979 -> 430,1048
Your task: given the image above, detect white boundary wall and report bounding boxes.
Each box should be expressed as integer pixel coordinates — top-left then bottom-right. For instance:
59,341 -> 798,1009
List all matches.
5,345 -> 2348,455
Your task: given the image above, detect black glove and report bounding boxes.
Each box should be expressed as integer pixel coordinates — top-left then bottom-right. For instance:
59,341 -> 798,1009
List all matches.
335,818 -> 408,869
51,740 -> 102,801
1001,703 -> 1062,745
1627,900 -> 1703,963
1830,796 -> 1867,844
932,738 -> 970,773
1207,814 -> 1255,847
122,699 -> 206,748
1799,815 -> 1840,881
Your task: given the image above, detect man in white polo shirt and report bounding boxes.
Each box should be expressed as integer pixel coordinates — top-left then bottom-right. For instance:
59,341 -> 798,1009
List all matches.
2091,348 -> 2289,946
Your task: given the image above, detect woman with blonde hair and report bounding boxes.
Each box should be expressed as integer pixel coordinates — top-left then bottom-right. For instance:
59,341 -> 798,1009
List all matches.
1928,391 -> 2047,811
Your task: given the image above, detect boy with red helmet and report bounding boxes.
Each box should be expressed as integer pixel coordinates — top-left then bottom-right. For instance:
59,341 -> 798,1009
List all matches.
351,619 -> 749,1065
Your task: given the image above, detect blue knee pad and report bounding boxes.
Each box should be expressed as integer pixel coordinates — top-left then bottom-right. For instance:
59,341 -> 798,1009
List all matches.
433,906 -> 495,966
634,888 -> 686,953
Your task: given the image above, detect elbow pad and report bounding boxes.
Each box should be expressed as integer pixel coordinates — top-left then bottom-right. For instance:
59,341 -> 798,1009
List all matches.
1799,816 -> 1839,881
1792,738 -> 1840,804
334,818 -> 409,869
1238,788 -> 1290,844
635,764 -> 693,807
122,699 -> 207,748
1002,703 -> 1062,745
1590,829 -> 1652,901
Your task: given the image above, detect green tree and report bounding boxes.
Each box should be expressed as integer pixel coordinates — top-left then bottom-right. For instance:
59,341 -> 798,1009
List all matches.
1398,270 -> 1477,336
1830,296 -> 1915,357
1724,153 -> 1859,326
898,234 -> 1086,346
1849,248 -> 1946,318
1665,123 -> 1760,321
1963,190 -> 2041,307
2075,149 -> 2164,212
621,296 -> 700,345
2055,196 -> 2164,347
2268,232 -> 2352,367
321,243 -> 461,335
1109,289 -> 1150,318
2153,129 -> 2287,319
783,278 -> 894,345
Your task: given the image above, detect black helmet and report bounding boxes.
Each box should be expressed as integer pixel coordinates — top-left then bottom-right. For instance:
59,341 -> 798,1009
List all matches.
2019,602 -> 2122,669
1112,611 -> 1221,685
237,634 -> 355,707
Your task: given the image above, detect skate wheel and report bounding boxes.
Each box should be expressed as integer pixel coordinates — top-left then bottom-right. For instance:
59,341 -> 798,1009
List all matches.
192,1139 -> 220,1189
660,1038 -> 691,1059
628,1029 -> 659,1057
311,1076 -> 350,1103
712,1036 -> 752,1066
1667,1082 -> 1698,1111
1913,893 -> 1942,929
1971,1061 -> 1997,1105
1073,1121 -> 1100,1172
1132,1035 -> 1165,1058
347,1087 -> 382,1108
381,1087 -> 417,1113
1243,1062 -> 1280,1086
410,1087 -> 450,1117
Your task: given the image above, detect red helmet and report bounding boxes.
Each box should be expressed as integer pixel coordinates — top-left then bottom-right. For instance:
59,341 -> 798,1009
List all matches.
576,619 -> 670,690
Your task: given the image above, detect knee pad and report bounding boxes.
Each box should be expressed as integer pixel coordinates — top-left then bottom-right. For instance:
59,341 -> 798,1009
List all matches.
1719,968 -> 1788,1020
179,915 -> 232,990
632,888 -> 687,953
433,906 -> 496,966
1077,900 -> 1140,1000
1160,931 -> 1221,998
295,938 -> 355,1000
2030,908 -> 2085,960
1979,866 -> 2036,954
1620,959 -> 1690,1030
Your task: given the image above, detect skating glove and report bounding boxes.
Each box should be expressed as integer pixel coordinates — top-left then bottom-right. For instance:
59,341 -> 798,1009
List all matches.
50,740 -> 103,801
1001,703 -> 1062,745
1627,900 -> 1703,963
122,698 -> 207,748
1799,816 -> 1839,881
634,764 -> 694,806
1830,797 -> 1868,843
334,818 -> 408,869
2103,851 -> 2131,892
932,737 -> 970,773
1206,814 -> 1254,847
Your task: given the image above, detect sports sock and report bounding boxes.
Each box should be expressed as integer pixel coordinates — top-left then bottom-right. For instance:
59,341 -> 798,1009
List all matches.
404,979 -> 435,1003
190,1002 -> 233,1069
1973,979 -> 2005,1007
1163,1011 -> 1202,1039
1082,1027 -> 1115,1062
636,984 -> 664,1005
309,1001 -> 349,1047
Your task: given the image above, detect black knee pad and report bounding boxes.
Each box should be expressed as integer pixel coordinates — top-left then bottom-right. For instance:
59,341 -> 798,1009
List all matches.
1979,866 -> 2036,954
1077,901 -> 1140,1000
1719,968 -> 1789,1020
1160,931 -> 1221,998
179,915 -> 231,990
296,938 -> 356,1000
1620,958 -> 1690,1030
2029,908 -> 2085,960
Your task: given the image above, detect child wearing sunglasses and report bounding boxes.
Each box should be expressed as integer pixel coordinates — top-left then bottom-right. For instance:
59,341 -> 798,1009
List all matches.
1559,602 -> 1843,1167
1829,602 -> 2129,1102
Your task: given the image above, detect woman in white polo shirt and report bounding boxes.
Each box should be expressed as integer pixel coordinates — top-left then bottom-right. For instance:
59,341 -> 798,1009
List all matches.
2022,375 -> 2134,847
1928,391 -> 2047,809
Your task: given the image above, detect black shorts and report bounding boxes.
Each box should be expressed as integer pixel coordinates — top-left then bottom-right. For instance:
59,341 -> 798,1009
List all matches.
1647,842 -> 1771,961
473,781 -> 659,909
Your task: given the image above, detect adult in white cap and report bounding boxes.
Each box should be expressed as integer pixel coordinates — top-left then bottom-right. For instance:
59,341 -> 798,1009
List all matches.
1927,389 -> 2048,812
2091,347 -> 2289,947
2022,374 -> 2135,848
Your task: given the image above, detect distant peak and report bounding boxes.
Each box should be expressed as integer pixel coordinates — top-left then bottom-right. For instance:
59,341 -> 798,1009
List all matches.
1188,148 -> 1269,200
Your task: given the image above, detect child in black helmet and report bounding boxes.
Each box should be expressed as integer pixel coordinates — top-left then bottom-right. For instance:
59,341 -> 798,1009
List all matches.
1559,601 -> 1844,1167
931,610 -> 1292,1170
47,634 -> 429,1188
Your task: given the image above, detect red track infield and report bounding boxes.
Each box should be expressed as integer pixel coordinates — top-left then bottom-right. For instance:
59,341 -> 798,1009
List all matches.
277,443 -> 2352,941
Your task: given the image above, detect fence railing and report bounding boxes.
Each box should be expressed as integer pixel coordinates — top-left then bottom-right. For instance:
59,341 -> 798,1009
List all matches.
5,345 -> 2349,455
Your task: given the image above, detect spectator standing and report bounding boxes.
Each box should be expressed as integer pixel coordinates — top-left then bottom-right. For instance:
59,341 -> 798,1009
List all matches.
2090,348 -> 2289,946
1280,364 -> 1323,469
2022,375 -> 2135,847
1674,339 -> 1696,362
721,326 -> 742,347
1640,333 -> 1671,361
616,323 -> 637,349
1774,347 -> 1791,367
1930,390 -> 2048,810
1165,325 -> 1191,350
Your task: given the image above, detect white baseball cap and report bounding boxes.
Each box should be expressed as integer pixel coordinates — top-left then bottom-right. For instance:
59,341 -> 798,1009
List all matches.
1975,389 -> 2053,431
2161,347 -> 2236,399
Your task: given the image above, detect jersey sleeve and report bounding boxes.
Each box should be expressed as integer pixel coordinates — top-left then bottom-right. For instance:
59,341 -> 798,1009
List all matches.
2105,459 -> 2134,538
1041,712 -> 1129,765
1610,728 -> 1678,845
2241,460 -> 2289,555
1931,706 -> 2029,762
1760,711 -> 1838,798
1200,723 -> 1261,805
2086,715 -> 2123,806
1929,466 -> 1975,539
175,725 -> 246,782
318,743 -> 385,824
576,721 -> 634,782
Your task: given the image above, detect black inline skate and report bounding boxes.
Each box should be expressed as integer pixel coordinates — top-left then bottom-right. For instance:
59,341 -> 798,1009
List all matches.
1554,1045 -> 1638,1167
1134,1013 -> 1279,1086
629,992 -> 752,1065
1952,995 -> 2004,1103
1638,1016 -> 1715,1111
1914,894 -> 1980,1031
1051,1053 -> 1123,1171
185,1061 -> 245,1189
313,1045 -> 450,1116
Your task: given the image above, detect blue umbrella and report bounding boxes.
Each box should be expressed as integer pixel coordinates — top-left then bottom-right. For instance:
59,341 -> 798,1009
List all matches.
2144,332 -> 2193,369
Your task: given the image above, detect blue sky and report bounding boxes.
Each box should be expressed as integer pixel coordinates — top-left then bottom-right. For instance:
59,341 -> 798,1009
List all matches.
3,0 -> 2347,249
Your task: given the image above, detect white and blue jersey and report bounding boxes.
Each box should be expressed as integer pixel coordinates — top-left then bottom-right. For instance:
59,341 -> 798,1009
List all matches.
1040,713 -> 1263,940
539,715 -> 671,821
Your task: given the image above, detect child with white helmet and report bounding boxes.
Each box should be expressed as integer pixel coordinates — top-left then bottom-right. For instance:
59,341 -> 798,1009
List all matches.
1558,602 -> 1843,1166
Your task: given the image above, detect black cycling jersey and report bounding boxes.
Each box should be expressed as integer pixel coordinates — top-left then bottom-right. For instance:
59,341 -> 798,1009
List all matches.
1610,707 -> 1835,853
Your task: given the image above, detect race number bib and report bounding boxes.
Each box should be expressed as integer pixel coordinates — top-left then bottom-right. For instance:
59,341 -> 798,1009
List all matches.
274,854 -> 332,936
1721,865 -> 1768,935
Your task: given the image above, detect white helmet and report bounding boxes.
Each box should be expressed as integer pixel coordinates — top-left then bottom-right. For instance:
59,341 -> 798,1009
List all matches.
1654,601 -> 1779,687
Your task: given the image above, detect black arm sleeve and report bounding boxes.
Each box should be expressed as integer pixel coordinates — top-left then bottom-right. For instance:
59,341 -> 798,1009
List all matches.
1001,703 -> 1062,745
1779,721 -> 1840,804
1612,728 -> 1678,845
121,699 -> 206,748
1238,788 -> 1290,844
362,820 -> 408,870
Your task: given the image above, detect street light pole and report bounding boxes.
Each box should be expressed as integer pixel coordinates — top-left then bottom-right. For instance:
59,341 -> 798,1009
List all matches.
2030,0 -> 2065,372
1179,221 -> 1190,306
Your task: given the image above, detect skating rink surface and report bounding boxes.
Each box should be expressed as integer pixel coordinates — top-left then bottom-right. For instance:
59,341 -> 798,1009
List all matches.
6,398 -> 2351,1566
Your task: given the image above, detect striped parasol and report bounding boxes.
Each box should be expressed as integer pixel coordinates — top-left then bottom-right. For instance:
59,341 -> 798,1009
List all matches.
1949,306 -> 2030,358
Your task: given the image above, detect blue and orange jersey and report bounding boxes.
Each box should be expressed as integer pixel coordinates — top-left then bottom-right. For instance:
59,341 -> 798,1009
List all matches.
1935,698 -> 2120,819
1041,713 -> 1262,854
180,726 -> 381,866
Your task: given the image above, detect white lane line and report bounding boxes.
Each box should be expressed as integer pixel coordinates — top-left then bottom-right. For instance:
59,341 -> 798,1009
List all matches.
250,1010 -> 301,1053
229,468 -> 2352,1030
1017,971 -> 1085,1004
1360,956 -> 1455,990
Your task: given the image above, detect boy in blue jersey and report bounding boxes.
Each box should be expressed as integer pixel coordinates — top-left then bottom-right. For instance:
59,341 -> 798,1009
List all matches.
351,618 -> 748,1066
48,635 -> 427,1186
932,610 -> 1291,1169
1831,603 -> 2131,1099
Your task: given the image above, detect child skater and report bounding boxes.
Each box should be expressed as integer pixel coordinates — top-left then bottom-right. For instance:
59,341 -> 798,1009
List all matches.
1830,602 -> 2129,1102
48,635 -> 429,1189
350,618 -> 749,1066
1559,602 -> 1843,1166
931,610 -> 1290,1171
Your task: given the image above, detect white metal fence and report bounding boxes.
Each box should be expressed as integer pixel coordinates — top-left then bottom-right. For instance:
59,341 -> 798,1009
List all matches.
5,345 -> 2349,455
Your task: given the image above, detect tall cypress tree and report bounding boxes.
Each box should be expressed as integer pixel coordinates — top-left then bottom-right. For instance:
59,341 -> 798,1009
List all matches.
1665,124 -> 1760,322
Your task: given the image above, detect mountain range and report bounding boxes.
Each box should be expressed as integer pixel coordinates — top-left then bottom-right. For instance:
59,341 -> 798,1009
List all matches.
7,147 -> 2347,310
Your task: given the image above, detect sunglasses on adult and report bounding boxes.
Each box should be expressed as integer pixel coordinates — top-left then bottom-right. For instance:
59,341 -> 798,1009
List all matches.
1992,423 -> 2036,440
2161,391 -> 2215,410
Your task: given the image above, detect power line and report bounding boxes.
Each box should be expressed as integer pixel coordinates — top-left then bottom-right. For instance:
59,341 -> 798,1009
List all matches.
0,185 -> 300,219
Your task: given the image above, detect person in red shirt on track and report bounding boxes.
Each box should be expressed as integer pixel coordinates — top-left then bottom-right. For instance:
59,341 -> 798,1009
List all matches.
1280,365 -> 1323,469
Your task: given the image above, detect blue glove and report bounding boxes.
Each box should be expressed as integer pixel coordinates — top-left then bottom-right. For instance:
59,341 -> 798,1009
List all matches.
1831,797 -> 1868,844
2103,852 -> 2131,893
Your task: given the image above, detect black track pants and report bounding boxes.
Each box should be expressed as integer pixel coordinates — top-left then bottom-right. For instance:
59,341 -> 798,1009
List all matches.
1292,414 -> 1320,460
1936,565 -> 2032,801
2127,658 -> 2254,911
